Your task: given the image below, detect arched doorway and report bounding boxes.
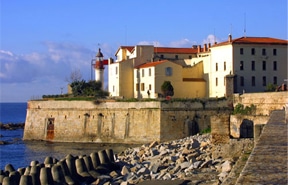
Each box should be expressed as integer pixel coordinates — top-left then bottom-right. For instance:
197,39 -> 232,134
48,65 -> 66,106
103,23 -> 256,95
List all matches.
240,119 -> 254,138
46,118 -> 55,140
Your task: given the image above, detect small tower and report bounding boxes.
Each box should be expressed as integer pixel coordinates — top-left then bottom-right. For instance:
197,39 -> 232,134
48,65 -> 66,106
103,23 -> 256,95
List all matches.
95,48 -> 104,89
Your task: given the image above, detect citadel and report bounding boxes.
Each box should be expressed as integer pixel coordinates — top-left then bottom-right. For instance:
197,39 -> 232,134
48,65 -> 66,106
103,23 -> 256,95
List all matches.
23,34 -> 288,144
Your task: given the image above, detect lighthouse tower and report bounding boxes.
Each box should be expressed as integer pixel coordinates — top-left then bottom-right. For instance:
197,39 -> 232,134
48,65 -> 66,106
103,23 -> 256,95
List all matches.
95,48 -> 104,89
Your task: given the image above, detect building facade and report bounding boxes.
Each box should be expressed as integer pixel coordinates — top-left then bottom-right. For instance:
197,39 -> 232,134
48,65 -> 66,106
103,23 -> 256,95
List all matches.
190,35 -> 288,97
108,36 -> 287,99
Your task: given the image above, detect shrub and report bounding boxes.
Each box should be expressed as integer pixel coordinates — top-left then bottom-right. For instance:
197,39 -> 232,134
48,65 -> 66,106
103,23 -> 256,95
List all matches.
233,103 -> 256,115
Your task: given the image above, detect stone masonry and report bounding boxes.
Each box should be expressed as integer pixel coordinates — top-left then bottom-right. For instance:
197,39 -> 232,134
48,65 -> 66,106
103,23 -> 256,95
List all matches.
236,110 -> 288,185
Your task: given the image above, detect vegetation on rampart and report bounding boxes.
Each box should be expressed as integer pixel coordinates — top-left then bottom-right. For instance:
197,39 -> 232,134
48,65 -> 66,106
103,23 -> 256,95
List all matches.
233,103 -> 256,115
42,80 -> 109,100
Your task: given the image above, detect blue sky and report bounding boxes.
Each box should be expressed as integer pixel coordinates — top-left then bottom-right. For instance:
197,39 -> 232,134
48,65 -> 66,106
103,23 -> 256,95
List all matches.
0,0 -> 287,102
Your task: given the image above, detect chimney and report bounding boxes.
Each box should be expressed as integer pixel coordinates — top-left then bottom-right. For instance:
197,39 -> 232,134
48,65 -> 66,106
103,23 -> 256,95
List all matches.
208,43 -> 211,49
228,34 -> 232,43
197,45 -> 201,53
108,57 -> 114,64
204,44 -> 207,52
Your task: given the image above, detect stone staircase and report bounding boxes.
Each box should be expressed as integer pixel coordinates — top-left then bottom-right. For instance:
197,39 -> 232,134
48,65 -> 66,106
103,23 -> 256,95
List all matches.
235,110 -> 287,185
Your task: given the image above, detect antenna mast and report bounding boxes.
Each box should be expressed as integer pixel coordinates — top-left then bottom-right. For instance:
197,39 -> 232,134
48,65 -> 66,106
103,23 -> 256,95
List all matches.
244,13 -> 247,37
213,28 -> 216,44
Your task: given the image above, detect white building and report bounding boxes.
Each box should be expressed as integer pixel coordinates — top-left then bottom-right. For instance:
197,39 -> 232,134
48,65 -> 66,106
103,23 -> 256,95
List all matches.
191,35 -> 288,97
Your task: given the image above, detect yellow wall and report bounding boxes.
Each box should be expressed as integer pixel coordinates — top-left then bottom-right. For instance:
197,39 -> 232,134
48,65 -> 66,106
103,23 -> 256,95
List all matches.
154,62 -> 182,97
182,61 -> 204,78
119,59 -> 134,98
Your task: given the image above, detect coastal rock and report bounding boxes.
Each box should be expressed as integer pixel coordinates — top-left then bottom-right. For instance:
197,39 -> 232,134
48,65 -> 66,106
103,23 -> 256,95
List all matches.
0,123 -> 25,130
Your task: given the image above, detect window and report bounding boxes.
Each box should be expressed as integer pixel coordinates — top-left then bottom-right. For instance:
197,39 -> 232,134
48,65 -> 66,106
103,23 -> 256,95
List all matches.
136,83 -> 139,91
189,55 -> 192,59
240,61 -> 244,70
240,48 -> 244,55
149,68 -> 151,76
273,61 -> 277,71
216,77 -> 218,86
160,55 -> 164,59
175,55 -> 178,59
113,86 -> 115,92
149,84 -> 152,90
251,48 -> 255,55
273,76 -> 277,85
262,76 -> 266,86
116,67 -> 118,75
262,48 -> 266,55
142,69 -> 144,77
252,76 -> 255,86
216,63 -> 218,71
273,49 -> 277,56
262,61 -> 266,71
240,76 -> 244,86
251,61 -> 255,71
136,70 -> 140,78
165,67 -> 173,76
224,61 -> 226,71
141,83 -> 145,91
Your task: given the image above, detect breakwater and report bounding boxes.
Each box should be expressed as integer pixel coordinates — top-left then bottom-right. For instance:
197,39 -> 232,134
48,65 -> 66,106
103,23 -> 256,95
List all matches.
0,133 -> 253,185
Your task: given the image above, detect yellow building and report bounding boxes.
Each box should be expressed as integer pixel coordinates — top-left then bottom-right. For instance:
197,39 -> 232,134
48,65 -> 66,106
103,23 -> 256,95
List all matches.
134,60 -> 205,98
108,45 -> 205,98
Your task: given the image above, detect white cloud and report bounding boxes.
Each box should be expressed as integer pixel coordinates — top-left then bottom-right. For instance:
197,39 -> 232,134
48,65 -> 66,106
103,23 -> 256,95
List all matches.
202,34 -> 221,45
137,39 -> 197,48
0,42 -> 96,84
137,41 -> 163,47
168,38 -> 197,48
0,42 -> 115,102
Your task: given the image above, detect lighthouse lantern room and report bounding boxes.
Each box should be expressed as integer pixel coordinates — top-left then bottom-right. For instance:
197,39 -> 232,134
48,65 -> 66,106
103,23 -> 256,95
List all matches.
94,48 -> 104,88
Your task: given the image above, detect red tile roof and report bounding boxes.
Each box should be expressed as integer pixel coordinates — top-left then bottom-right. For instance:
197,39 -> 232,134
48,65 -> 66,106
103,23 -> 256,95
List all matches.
213,37 -> 288,47
154,47 -> 198,54
115,46 -> 134,56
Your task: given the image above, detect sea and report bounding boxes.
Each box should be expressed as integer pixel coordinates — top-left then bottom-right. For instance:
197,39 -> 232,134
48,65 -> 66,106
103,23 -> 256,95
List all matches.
0,102 -> 138,170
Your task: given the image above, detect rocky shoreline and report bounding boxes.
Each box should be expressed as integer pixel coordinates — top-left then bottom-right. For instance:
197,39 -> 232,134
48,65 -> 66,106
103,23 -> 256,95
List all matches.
0,123 -> 24,145
0,123 -> 25,130
0,133 -> 253,185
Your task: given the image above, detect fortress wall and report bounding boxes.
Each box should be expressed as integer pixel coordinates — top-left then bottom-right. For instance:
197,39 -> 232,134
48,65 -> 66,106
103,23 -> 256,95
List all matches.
24,100 -> 231,143
230,115 -> 269,138
233,92 -> 287,115
24,101 -> 162,143
24,93 -> 286,144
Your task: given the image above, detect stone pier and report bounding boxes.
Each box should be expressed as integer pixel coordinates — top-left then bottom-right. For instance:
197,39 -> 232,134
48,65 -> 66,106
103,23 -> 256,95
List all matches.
236,110 -> 288,184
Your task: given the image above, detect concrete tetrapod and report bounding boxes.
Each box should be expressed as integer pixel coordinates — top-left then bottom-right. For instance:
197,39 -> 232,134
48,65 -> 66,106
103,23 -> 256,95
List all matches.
75,158 -> 94,183
2,176 -> 12,185
57,160 -> 77,185
90,152 -> 101,169
51,164 -> 66,184
39,167 -> 54,185
9,171 -> 21,185
19,175 -> 32,185
4,164 -> 15,173
83,156 -> 101,179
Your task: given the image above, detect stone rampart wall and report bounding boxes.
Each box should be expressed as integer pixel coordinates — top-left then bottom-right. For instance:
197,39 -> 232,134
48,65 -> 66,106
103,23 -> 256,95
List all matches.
233,92 -> 287,115
24,100 -> 231,143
